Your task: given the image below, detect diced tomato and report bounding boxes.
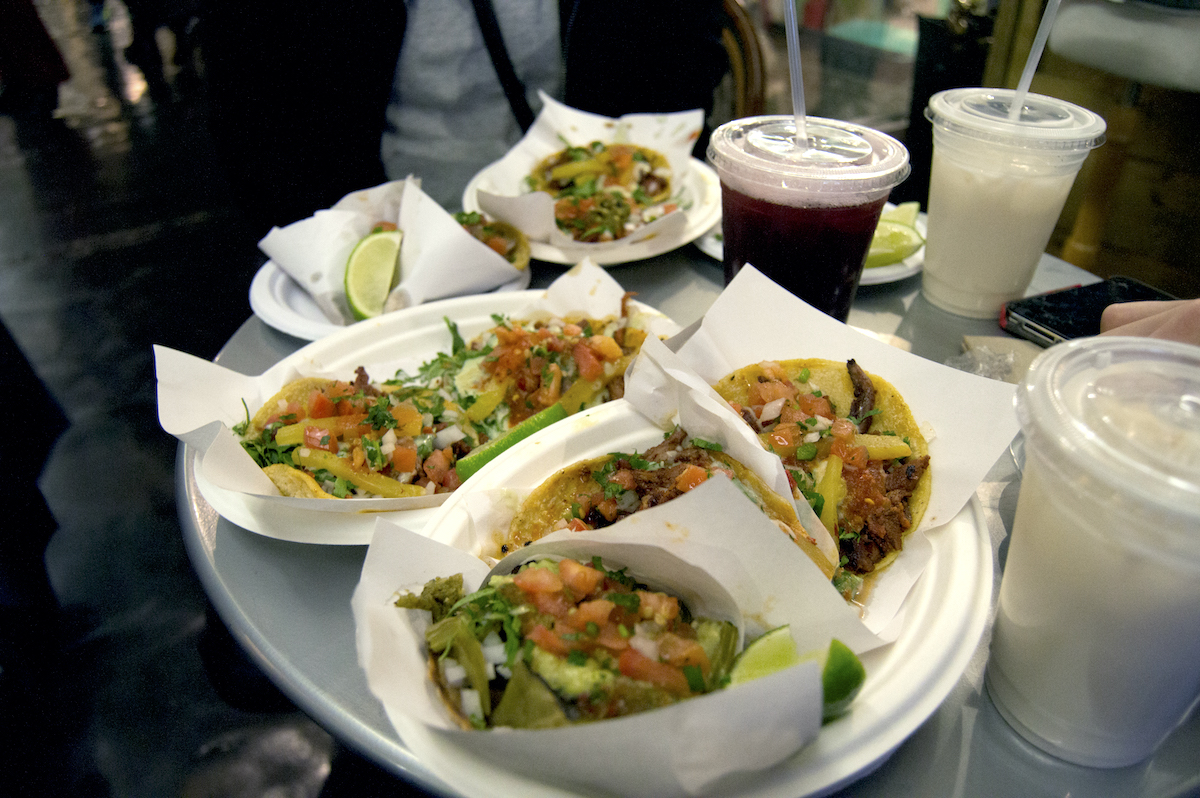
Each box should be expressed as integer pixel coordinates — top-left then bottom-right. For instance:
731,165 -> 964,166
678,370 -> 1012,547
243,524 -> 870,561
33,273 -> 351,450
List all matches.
530,589 -> 574,619
588,335 -> 623,361
749,378 -> 796,407
796,393 -> 835,419
566,518 -> 591,532
831,417 -> 857,441
658,633 -> 711,676
562,599 -> 615,631
637,590 -> 680,623
572,341 -> 605,381
422,447 -> 453,486
661,203 -> 678,214
307,390 -> 337,419
617,648 -> 691,696
559,558 -> 604,597
675,464 -> 709,492
265,401 -> 303,426
831,438 -> 869,469
527,624 -> 573,657
513,566 -> 564,594
484,236 -> 509,256
303,426 -> 338,453
390,403 -> 423,436
391,445 -> 418,474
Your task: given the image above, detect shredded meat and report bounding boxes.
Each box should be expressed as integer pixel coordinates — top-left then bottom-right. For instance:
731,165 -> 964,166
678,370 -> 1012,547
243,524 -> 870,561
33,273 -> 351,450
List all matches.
847,359 -> 875,433
840,454 -> 930,574
353,366 -> 382,397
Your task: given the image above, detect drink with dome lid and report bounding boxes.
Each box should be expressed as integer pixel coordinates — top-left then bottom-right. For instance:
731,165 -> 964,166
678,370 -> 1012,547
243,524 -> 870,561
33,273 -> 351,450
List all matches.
921,88 -> 1107,319
707,116 -> 910,322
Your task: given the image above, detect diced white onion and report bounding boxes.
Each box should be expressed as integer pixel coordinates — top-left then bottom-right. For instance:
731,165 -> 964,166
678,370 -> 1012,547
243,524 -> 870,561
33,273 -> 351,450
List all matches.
380,428 -> 397,456
434,426 -> 467,449
629,634 -> 659,662
759,397 -> 786,423
441,658 -> 466,687
615,490 -> 639,513
481,633 -> 507,664
459,689 -> 483,719
496,665 -> 512,680
424,481 -> 437,495
811,416 -> 832,432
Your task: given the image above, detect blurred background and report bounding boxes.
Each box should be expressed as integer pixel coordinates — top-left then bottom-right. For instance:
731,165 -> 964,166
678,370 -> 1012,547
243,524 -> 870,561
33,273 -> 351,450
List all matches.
2,0 -> 1197,795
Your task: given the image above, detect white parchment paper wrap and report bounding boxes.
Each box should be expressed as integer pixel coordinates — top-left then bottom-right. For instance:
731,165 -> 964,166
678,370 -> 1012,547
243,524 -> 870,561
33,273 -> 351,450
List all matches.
354,474 -> 879,798
154,263 -> 677,541
661,265 -> 1021,634
258,177 -> 529,325
474,93 -> 701,253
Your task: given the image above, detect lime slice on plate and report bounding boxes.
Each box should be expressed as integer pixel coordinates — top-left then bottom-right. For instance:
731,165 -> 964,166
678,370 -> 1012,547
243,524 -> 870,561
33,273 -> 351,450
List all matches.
879,200 -> 921,228
729,625 -> 801,685
454,402 -> 568,482
729,628 -> 866,721
865,220 -> 924,270
345,230 -> 402,320
821,638 -> 866,721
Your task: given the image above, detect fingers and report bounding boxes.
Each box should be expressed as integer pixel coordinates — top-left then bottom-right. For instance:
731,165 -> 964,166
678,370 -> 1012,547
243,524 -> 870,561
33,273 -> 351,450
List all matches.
1099,300 -> 1192,332
1099,298 -> 1200,345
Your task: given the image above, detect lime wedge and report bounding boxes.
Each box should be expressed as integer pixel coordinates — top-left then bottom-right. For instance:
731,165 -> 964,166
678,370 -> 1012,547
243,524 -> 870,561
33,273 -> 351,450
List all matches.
821,638 -> 866,721
345,230 -> 402,320
454,402 -> 568,482
879,200 -> 920,228
728,625 -> 800,686
865,220 -> 924,269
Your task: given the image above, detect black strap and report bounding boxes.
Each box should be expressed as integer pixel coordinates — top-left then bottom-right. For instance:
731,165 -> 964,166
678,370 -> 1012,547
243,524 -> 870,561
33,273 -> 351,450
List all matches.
470,0 -> 536,132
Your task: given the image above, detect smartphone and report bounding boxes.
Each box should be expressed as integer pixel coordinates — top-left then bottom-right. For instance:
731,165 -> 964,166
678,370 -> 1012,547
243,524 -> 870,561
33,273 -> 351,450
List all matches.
1001,276 -> 1177,347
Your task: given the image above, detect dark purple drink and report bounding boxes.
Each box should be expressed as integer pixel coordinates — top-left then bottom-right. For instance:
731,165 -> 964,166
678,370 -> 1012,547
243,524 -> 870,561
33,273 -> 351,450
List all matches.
721,185 -> 887,322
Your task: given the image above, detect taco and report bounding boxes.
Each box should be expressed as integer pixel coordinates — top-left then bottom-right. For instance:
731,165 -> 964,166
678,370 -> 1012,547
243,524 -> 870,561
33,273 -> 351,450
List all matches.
395,557 -> 739,729
501,427 -> 837,579
453,211 -> 531,271
713,359 -> 930,581
527,141 -> 678,243
234,309 -> 655,499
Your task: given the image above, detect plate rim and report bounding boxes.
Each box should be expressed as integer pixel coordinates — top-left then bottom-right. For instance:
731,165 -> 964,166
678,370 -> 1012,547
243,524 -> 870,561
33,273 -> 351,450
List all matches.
362,400 -> 993,798
462,158 -> 723,267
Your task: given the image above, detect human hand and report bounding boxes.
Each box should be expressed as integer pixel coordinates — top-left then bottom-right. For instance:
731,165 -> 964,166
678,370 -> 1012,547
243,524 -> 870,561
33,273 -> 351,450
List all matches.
1099,299 -> 1200,345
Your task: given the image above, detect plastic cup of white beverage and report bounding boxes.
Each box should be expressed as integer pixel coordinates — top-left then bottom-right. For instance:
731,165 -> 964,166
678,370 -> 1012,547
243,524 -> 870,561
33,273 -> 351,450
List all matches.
986,337 -> 1200,768
921,88 -> 1106,319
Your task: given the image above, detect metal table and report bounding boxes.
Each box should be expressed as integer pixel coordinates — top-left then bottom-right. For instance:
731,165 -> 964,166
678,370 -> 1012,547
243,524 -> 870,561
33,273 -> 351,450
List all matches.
177,249 -> 1200,798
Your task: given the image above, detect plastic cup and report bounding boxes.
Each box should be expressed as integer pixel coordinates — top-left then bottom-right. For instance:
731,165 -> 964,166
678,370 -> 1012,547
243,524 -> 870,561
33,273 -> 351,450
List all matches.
986,337 -> 1200,768
707,116 -> 910,322
921,89 -> 1106,319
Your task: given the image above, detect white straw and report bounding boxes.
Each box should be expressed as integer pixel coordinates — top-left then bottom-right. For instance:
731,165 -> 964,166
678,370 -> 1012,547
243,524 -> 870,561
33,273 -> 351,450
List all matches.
1008,0 -> 1063,121
783,0 -> 807,146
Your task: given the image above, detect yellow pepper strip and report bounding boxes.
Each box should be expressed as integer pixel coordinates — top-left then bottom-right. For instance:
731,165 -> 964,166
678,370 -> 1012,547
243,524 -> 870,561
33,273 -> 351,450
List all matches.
294,449 -> 425,498
817,454 -> 846,537
855,434 -> 912,461
549,158 -> 604,183
558,354 -> 631,415
274,415 -> 366,446
465,380 -> 511,423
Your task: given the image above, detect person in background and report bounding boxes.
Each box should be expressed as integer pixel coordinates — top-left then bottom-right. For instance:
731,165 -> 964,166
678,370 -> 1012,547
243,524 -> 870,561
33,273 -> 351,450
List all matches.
200,0 -> 727,234
382,0 -> 728,209
1101,298 -> 1200,346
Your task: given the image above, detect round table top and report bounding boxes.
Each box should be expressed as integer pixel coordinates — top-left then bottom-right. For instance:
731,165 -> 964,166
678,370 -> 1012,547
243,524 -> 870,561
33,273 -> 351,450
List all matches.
177,247 -> 1200,798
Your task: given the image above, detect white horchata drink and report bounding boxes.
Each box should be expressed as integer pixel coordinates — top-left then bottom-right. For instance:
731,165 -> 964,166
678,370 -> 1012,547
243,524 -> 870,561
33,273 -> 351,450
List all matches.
986,337 -> 1200,768
919,88 -> 1106,319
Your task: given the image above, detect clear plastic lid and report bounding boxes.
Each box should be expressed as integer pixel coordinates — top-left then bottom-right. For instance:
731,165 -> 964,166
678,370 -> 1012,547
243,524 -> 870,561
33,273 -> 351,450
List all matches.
706,115 -> 910,199
926,88 -> 1107,151
1018,337 -> 1200,521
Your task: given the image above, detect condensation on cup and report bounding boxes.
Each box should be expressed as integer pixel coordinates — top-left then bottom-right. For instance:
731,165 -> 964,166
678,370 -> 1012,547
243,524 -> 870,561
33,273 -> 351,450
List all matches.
921,89 -> 1106,319
986,337 -> 1200,768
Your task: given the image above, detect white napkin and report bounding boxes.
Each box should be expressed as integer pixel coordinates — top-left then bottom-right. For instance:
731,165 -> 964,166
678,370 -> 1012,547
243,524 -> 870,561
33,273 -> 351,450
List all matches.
258,177 -> 529,325
473,92 -> 702,253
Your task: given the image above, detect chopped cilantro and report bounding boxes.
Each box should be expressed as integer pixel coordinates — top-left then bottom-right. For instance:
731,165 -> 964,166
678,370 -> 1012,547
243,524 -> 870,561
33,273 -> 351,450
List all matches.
682,664 -> 705,693
567,650 -> 589,667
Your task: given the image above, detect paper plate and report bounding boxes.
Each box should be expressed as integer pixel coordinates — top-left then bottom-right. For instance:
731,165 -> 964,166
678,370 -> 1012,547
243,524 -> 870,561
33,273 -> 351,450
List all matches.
249,260 -> 532,341
194,291 -> 675,544
368,400 -> 993,797
462,159 -> 723,267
